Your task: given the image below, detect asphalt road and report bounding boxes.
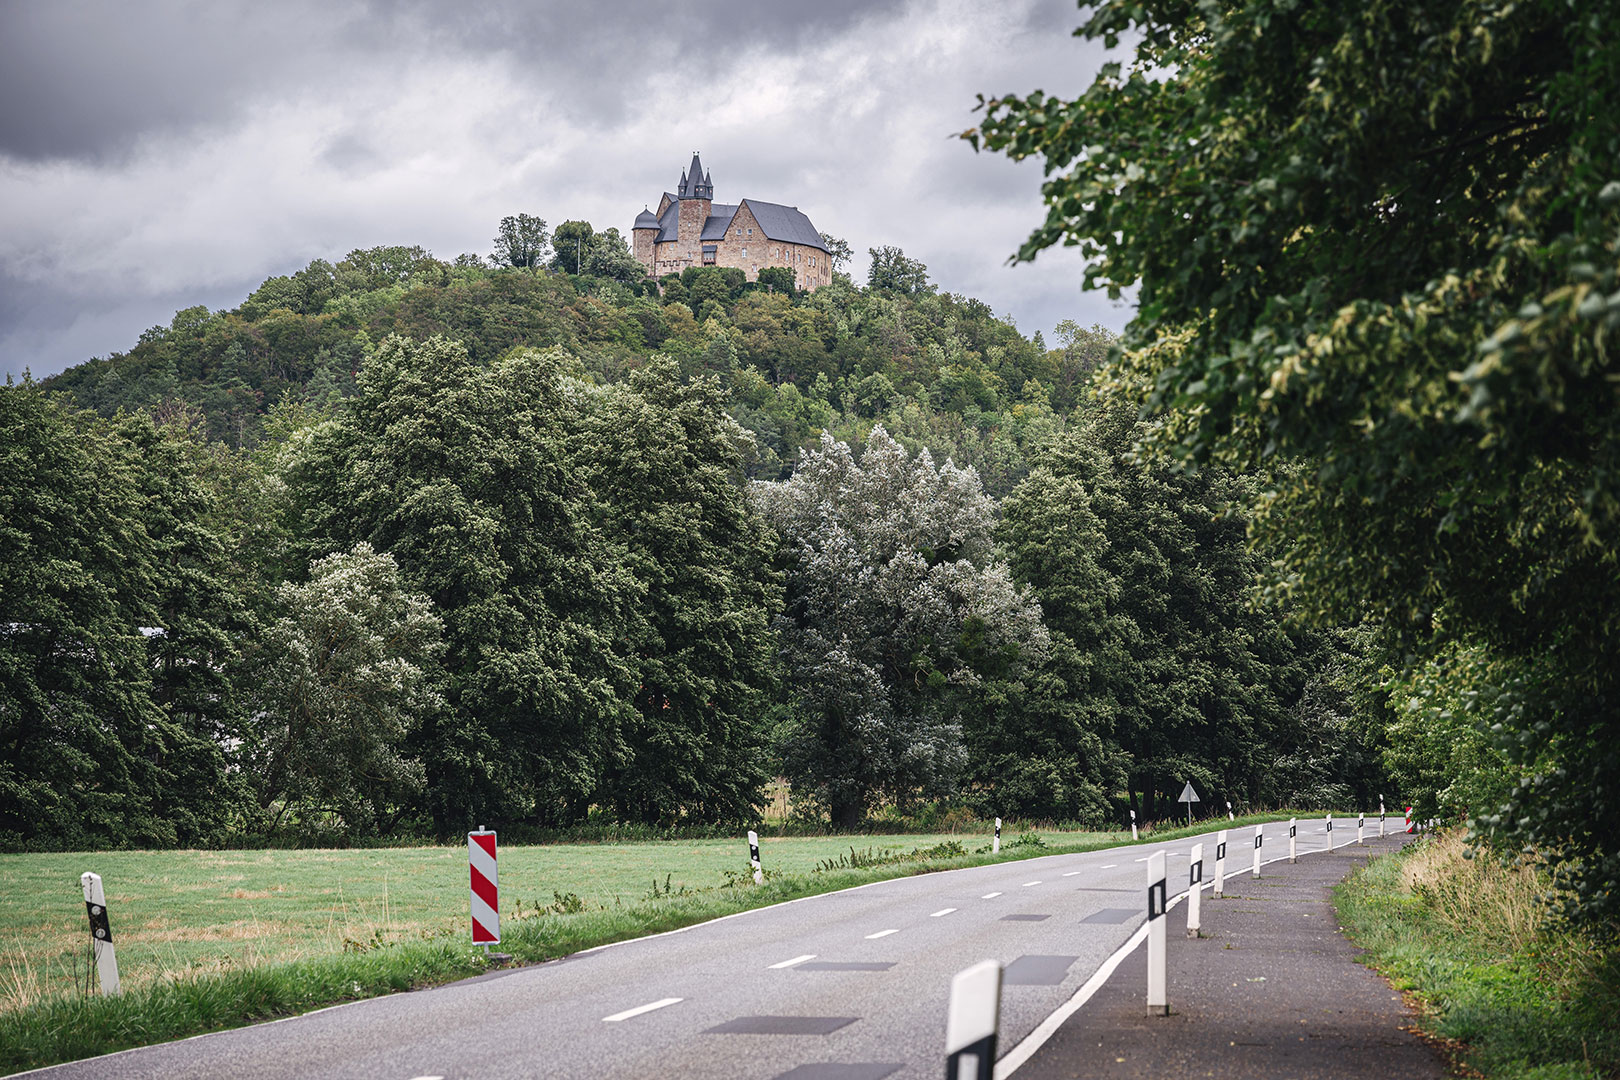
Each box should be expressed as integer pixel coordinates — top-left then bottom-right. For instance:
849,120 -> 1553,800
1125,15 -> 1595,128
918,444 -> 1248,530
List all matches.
30,818 -> 1393,1080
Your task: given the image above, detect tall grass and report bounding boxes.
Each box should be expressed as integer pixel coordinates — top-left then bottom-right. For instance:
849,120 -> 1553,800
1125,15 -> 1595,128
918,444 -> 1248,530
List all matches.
1336,830 -> 1620,1080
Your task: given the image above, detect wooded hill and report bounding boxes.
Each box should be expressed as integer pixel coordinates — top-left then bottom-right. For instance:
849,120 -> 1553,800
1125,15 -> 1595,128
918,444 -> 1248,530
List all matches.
2,248 -> 1387,851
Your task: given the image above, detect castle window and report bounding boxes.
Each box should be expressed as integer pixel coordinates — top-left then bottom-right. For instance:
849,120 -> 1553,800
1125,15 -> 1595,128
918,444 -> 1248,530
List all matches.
747,227 -> 753,236
742,247 -> 748,257
702,245 -> 717,265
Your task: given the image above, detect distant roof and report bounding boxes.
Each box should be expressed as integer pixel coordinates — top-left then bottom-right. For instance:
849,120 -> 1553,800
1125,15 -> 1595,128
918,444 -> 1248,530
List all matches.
701,204 -> 738,241
741,200 -> 828,251
633,207 -> 661,230
655,201 -> 679,243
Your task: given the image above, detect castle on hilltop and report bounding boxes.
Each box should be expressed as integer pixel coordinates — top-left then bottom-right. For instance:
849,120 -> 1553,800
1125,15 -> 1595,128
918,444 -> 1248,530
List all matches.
632,153 -> 831,291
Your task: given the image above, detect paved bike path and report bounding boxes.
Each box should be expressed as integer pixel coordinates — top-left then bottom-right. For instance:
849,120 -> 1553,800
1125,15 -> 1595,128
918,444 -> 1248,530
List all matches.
1017,833 -> 1445,1080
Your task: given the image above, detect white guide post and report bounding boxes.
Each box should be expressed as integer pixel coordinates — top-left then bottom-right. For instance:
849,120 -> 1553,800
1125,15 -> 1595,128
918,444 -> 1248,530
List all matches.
1146,850 -> 1168,1015
748,829 -> 763,885
1130,809 -> 1138,842
1289,817 -> 1297,863
1252,823 -> 1263,877
1325,812 -> 1335,849
1213,829 -> 1228,897
1226,800 -> 1234,822
945,959 -> 1001,1080
1379,797 -> 1386,838
1357,813 -> 1365,845
468,826 -> 499,948
1186,842 -> 1204,939
80,872 -> 120,996
993,817 -> 1001,855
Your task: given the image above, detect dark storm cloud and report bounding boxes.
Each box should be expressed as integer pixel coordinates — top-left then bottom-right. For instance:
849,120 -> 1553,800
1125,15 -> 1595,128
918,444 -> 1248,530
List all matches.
0,0 -> 916,163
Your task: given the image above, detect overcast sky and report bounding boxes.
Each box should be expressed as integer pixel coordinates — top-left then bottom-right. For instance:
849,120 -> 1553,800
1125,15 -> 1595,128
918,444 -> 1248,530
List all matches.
0,0 -> 1131,383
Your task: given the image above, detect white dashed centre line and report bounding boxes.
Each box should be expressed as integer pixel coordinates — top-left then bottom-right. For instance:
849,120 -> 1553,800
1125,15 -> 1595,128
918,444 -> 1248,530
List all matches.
602,997 -> 683,1022
408,1076 -> 445,1080
865,929 -> 899,939
1062,871 -> 1082,877
1021,880 -> 1043,887
930,908 -> 957,917
1099,864 -> 1117,869
1134,857 -> 1150,862
981,891 -> 1003,899
768,954 -> 816,969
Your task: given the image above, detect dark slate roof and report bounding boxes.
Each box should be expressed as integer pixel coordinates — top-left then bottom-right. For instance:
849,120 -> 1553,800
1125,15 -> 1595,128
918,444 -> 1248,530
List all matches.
741,200 -> 828,251
701,204 -> 738,241
633,207 -> 661,230
655,202 -> 679,243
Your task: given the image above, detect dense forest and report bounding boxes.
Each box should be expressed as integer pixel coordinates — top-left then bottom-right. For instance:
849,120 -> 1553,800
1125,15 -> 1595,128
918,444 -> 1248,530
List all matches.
1,230 -> 1390,850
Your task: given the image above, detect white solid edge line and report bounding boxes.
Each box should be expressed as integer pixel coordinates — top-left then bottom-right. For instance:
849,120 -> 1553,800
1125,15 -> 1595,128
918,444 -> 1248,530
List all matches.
602,997 -> 683,1022
865,928 -> 899,939
981,891 -> 1003,899
997,832 -> 1370,1078
930,908 -> 957,917
768,954 -> 816,969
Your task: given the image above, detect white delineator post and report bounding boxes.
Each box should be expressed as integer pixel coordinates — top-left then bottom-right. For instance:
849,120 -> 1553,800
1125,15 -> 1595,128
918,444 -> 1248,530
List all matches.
993,817 -> 1001,855
1325,812 -> 1334,849
1130,809 -> 1138,842
1289,817 -> 1298,863
748,829 -> 763,885
1213,829 -> 1228,897
1379,797 -> 1387,838
945,959 -> 1002,1080
79,872 -> 120,996
1146,850 -> 1168,1015
1186,842 -> 1204,939
1357,813 -> 1365,845
1252,823 -> 1263,877
1226,800 -> 1234,821
468,827 -> 499,948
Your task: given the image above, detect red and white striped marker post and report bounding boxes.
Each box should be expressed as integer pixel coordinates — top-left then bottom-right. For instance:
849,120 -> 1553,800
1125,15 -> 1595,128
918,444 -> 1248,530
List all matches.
1405,806 -> 1414,834
748,829 -> 763,885
80,872 -> 120,996
1186,842 -> 1204,939
993,817 -> 1001,854
1213,829 -> 1228,897
945,959 -> 1001,1080
468,826 -> 499,949
1146,850 -> 1168,1015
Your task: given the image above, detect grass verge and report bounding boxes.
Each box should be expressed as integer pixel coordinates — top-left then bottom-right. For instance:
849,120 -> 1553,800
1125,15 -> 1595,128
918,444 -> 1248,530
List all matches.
0,812 -> 1302,1074
1334,829 -> 1620,1080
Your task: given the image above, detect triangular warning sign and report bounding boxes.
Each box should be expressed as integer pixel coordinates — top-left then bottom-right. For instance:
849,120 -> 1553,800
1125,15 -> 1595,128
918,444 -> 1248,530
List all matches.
1177,781 -> 1200,803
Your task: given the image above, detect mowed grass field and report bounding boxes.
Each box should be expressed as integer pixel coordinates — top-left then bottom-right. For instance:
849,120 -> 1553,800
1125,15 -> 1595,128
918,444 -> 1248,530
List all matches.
0,828 -> 1118,1010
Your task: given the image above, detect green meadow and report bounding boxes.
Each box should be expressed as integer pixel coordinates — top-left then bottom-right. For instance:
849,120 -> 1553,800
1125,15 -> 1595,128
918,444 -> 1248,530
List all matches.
0,827 -> 1119,1010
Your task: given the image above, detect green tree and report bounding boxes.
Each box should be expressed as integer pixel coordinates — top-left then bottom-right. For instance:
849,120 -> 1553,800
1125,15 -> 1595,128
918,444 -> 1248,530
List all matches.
820,233 -> 854,273
754,426 -> 1048,826
551,219 -> 594,275
866,246 -> 933,296
968,0 -> 1620,919
757,266 -> 797,295
246,543 -> 442,835
492,213 -> 549,269
580,227 -> 646,284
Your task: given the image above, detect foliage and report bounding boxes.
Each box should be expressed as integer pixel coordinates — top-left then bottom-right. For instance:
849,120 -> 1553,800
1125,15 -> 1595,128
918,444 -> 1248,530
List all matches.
754,426 -> 1049,826
0,383 -> 240,850
866,245 -> 933,295
1337,833 -> 1620,1079
999,403 -> 1338,819
820,233 -> 853,272
244,543 -> 442,836
492,213 -> 549,269
969,0 -> 1620,926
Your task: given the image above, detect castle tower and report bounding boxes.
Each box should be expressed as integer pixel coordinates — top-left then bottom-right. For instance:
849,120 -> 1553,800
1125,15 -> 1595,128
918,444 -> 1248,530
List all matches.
632,205 -> 660,274
676,151 -> 712,261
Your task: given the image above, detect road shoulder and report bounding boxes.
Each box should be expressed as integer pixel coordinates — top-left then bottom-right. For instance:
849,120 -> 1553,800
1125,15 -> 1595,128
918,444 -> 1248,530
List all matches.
1014,834 -> 1446,1080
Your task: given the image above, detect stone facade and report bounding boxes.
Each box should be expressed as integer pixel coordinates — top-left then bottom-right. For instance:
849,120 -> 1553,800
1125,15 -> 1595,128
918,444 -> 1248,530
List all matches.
632,154 -> 833,292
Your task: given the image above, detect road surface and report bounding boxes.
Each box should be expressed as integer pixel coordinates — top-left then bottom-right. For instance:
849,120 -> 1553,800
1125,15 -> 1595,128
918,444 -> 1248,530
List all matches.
31,818 -> 1390,1080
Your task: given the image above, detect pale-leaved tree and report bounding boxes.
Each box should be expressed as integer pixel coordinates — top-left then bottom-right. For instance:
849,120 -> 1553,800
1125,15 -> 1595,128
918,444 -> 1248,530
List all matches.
754,425 -> 1048,826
